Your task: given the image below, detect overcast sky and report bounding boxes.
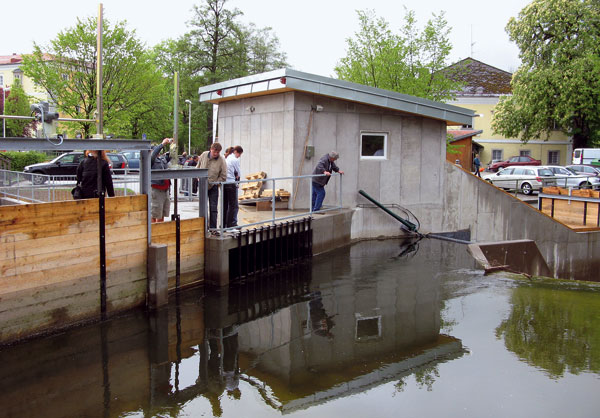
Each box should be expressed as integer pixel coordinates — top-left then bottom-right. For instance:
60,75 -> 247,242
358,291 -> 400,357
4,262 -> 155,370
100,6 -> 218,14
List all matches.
2,0 -> 530,76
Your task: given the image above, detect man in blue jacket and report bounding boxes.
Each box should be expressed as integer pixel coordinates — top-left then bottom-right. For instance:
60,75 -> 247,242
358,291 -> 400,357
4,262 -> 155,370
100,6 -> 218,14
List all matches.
311,151 -> 343,212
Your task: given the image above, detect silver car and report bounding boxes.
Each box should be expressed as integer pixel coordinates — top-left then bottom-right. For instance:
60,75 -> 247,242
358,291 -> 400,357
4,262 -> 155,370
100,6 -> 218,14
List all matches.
482,165 -> 556,195
543,165 -> 600,190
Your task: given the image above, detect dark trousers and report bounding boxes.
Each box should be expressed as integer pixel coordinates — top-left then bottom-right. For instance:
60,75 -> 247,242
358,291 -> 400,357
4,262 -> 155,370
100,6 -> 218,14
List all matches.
474,166 -> 481,177
312,182 -> 326,212
223,184 -> 238,228
208,186 -> 219,229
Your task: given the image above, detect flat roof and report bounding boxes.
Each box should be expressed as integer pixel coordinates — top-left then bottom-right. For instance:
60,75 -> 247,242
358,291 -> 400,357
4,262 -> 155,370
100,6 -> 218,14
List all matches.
198,68 -> 475,126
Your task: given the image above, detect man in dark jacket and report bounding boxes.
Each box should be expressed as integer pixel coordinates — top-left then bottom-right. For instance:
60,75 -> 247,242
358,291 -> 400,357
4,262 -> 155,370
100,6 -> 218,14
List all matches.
151,138 -> 173,222
311,151 -> 343,212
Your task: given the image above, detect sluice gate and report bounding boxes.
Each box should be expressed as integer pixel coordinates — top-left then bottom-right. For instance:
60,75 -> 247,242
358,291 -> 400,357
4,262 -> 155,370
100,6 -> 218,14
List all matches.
229,217 -> 313,281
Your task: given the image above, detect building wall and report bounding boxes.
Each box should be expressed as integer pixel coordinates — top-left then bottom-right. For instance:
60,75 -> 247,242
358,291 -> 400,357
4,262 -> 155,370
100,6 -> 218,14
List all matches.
217,91 -> 448,238
449,97 -> 572,166
0,62 -> 48,102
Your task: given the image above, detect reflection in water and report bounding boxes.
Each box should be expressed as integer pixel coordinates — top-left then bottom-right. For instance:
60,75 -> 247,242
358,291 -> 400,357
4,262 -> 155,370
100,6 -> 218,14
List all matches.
495,283 -> 600,378
4,239 -> 598,416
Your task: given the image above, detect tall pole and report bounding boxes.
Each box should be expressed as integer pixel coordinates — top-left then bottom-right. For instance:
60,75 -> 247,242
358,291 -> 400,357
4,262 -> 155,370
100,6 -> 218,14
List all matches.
185,99 -> 192,154
2,86 -> 5,138
173,72 -> 179,146
96,3 -> 104,137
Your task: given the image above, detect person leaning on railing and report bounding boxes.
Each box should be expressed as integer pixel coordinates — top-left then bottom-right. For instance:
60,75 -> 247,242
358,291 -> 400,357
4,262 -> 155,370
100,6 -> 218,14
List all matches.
311,151 -> 343,212
150,138 -> 174,223
75,150 -> 115,199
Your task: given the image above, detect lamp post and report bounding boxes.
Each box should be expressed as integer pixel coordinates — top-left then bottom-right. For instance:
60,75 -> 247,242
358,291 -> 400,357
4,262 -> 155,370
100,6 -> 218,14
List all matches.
2,85 -> 9,138
185,99 -> 192,154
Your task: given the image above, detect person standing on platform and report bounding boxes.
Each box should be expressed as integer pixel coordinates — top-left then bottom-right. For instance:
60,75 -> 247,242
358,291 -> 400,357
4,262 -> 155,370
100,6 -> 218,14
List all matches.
473,154 -> 482,177
76,150 -> 115,199
150,138 -> 174,222
197,142 -> 227,232
311,151 -> 343,212
224,145 -> 243,228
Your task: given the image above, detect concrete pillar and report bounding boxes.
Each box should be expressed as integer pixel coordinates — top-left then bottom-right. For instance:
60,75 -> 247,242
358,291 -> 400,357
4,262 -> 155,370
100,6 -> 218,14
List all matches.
148,244 -> 168,309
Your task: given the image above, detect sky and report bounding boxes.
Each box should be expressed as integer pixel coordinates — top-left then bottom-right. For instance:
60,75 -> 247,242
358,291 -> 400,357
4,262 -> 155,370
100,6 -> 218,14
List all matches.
1,0 -> 531,76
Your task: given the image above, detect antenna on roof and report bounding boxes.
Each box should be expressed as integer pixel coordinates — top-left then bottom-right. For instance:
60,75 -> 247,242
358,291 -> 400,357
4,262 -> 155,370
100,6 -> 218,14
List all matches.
470,25 -> 476,58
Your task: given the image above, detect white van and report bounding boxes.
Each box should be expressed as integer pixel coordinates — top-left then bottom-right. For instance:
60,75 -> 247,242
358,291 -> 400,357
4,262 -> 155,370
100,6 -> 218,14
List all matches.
572,148 -> 600,164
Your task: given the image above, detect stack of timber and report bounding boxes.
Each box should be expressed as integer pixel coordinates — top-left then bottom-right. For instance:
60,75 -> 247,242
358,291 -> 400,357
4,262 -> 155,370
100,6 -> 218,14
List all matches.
261,189 -> 291,201
239,171 -> 267,200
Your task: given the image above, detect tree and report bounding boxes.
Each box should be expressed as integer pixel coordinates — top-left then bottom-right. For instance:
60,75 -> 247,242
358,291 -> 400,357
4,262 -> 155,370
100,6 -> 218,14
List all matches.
3,80 -> 33,137
334,9 -> 462,102
159,0 -> 288,151
21,16 -> 172,140
491,0 -> 600,149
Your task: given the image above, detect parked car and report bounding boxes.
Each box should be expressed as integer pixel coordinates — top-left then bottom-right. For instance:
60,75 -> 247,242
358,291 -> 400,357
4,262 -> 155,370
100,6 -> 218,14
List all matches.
565,164 -> 600,178
543,165 -> 600,190
488,155 -> 541,172
122,150 -> 140,171
24,151 -> 128,184
482,165 -> 556,195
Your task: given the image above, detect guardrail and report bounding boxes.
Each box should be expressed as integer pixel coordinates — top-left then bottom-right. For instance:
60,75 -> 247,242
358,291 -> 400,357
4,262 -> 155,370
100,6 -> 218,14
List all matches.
482,174 -> 599,196
211,172 -> 343,235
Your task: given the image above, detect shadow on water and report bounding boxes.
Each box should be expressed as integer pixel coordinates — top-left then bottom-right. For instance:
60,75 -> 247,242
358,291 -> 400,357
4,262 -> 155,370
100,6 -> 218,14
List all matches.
1,238 -> 599,417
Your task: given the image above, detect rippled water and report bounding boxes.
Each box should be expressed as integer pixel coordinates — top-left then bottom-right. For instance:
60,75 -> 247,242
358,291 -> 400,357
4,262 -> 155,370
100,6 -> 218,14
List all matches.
1,238 -> 599,418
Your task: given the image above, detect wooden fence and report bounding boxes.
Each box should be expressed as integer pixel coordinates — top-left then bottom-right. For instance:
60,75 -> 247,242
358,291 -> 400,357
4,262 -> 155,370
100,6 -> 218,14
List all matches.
0,195 -> 205,344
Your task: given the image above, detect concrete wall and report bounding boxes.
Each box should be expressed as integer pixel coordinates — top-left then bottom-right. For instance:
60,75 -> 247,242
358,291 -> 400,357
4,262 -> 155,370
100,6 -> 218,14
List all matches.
442,162 -> 600,281
218,91 -> 449,239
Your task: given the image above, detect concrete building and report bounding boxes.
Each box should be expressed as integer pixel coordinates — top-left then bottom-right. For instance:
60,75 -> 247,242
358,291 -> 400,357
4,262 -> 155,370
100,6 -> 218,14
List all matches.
444,58 -> 572,167
199,68 -> 475,239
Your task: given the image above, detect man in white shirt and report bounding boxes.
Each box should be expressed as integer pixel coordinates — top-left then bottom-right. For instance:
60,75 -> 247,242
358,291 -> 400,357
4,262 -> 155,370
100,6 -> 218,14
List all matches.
224,145 -> 243,228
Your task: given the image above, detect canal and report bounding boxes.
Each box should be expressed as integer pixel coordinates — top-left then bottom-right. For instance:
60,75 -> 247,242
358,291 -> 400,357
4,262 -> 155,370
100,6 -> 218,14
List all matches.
1,238 -> 599,417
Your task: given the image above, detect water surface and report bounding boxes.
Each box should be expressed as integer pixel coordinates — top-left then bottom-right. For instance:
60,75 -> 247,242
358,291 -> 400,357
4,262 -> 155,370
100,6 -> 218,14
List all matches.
1,238 -> 599,417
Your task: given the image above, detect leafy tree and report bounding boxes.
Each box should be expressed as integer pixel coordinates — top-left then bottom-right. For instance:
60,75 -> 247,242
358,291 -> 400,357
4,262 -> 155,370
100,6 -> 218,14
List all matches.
21,16 -> 172,140
159,0 -> 288,151
3,80 -> 33,137
335,9 -> 462,101
491,0 -> 600,149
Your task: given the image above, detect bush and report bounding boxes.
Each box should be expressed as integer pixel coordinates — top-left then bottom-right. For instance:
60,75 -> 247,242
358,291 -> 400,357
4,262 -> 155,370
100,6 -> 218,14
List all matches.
2,151 -> 49,172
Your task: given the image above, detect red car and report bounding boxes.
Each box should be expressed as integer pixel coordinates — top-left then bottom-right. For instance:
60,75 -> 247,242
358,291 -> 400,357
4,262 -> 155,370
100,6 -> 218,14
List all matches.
488,155 -> 541,172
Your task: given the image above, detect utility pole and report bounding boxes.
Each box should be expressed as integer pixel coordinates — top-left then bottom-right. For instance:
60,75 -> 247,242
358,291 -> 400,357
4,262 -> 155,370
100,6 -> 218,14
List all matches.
185,99 -> 192,154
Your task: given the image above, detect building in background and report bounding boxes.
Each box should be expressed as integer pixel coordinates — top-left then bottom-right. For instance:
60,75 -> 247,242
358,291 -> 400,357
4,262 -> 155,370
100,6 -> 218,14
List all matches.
446,129 -> 483,171
444,58 -> 571,167
0,54 -> 50,105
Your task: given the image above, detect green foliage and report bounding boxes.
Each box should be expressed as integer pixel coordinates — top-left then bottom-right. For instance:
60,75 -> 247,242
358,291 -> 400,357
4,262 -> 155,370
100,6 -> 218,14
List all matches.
21,16 -> 172,140
334,9 -> 462,101
3,151 -> 48,171
446,133 -> 464,155
3,80 -> 33,137
491,0 -> 600,149
156,0 -> 288,152
495,285 -> 600,378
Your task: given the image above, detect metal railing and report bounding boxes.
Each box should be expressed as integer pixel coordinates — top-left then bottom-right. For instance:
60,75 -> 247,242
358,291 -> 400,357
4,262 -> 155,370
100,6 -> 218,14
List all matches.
0,169 -> 145,204
210,172 -> 343,235
482,174 -> 599,196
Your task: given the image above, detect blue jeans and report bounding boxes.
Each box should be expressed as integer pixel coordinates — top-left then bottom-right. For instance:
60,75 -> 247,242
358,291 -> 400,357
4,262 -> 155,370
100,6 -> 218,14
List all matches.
208,186 -> 219,229
312,182 -> 326,212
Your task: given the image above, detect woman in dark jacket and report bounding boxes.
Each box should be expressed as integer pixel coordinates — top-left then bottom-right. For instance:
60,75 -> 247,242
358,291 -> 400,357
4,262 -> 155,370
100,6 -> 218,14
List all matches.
75,150 -> 115,199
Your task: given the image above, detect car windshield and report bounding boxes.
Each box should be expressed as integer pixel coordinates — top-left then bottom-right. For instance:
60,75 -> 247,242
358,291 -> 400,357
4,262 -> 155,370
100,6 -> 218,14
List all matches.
566,167 -> 578,175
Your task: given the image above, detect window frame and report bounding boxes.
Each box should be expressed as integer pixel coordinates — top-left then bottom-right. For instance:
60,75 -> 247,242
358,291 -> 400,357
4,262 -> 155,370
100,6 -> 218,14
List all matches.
548,150 -> 560,165
360,131 -> 388,160
492,149 -> 503,161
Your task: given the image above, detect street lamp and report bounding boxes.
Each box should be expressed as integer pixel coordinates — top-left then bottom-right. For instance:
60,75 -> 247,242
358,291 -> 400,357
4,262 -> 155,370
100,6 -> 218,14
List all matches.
185,99 -> 192,154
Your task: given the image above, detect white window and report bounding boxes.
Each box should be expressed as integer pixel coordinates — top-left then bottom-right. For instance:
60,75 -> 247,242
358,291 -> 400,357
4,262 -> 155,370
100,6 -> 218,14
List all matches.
520,149 -> 531,157
492,149 -> 503,161
548,150 -> 560,165
360,132 -> 387,160
0,74 -> 3,86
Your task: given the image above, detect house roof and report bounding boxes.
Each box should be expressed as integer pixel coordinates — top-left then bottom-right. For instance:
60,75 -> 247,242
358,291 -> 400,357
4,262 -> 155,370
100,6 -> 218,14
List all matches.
448,129 -> 483,141
442,58 -> 513,97
0,54 -> 23,65
198,68 -> 475,126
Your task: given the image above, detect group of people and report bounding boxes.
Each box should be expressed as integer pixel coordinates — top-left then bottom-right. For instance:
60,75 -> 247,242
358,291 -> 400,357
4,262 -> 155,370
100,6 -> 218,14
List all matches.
73,139 -> 343,231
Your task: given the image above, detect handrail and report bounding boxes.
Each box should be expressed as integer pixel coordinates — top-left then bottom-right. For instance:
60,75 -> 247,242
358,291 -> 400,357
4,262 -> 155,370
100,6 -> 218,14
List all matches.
210,172 -> 343,235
